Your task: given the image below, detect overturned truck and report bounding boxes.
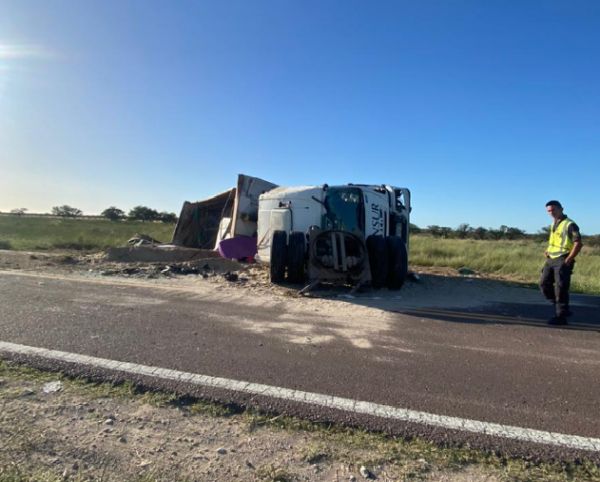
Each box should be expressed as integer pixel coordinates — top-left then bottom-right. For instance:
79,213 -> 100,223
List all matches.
257,184 -> 411,290
172,175 -> 411,290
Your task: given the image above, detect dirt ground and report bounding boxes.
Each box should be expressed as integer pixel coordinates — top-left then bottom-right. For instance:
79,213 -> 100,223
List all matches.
0,248 -> 545,313
0,365 -> 512,482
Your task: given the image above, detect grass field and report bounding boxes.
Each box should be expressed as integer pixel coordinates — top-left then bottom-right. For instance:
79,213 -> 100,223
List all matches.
410,235 -> 600,295
0,216 -> 176,251
1,216 -> 598,295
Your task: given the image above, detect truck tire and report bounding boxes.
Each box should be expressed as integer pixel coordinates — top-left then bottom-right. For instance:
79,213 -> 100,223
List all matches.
367,235 -> 388,289
287,231 -> 306,284
386,236 -> 408,290
270,230 -> 287,283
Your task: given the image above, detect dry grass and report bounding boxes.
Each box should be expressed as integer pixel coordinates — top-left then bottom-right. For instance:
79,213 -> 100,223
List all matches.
410,235 -> 600,295
1,361 -> 599,481
0,216 -> 175,252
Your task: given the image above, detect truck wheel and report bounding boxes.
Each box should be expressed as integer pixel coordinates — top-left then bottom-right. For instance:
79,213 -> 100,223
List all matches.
386,236 -> 408,290
367,235 -> 388,289
287,231 -> 306,284
270,230 -> 287,282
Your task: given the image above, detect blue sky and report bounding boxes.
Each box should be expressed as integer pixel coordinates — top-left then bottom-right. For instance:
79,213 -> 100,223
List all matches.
1,1 -> 598,233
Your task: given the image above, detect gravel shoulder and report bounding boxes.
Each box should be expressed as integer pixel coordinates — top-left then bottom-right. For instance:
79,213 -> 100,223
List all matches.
4,361 -> 598,482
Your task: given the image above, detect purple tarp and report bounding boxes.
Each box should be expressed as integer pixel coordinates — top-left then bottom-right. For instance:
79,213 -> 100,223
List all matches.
217,236 -> 257,260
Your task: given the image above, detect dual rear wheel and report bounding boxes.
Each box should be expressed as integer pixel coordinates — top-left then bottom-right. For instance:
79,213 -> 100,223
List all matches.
367,235 -> 408,290
270,230 -> 306,283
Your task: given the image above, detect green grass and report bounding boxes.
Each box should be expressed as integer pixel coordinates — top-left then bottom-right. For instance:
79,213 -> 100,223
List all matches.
1,216 -> 598,295
410,235 -> 600,295
0,216 -> 176,251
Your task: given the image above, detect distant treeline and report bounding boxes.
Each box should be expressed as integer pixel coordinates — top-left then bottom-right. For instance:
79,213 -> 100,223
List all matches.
0,212 -> 105,220
1,205 -> 178,223
411,223 -> 600,247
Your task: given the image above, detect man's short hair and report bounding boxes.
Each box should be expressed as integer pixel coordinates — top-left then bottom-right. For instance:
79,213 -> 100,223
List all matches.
546,200 -> 562,208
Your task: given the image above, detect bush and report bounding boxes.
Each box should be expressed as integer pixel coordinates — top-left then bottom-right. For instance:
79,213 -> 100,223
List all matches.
409,223 -> 421,234
51,205 -> 83,217
101,207 -> 126,221
0,240 -> 12,250
128,206 -> 159,222
157,212 -> 177,223
423,224 -> 529,241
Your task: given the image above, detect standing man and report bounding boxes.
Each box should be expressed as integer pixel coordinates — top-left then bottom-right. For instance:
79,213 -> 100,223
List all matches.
540,200 -> 583,325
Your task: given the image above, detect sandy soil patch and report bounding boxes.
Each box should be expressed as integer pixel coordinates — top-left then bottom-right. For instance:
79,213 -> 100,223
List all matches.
0,365 -> 506,482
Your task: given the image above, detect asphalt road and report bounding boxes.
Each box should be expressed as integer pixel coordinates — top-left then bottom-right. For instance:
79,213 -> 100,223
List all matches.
1,270 -> 599,460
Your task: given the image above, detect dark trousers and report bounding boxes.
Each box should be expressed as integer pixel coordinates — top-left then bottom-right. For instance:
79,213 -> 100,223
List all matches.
540,256 -> 573,318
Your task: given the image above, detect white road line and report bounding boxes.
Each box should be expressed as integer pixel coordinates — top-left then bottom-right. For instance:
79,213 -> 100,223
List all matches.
1,340 -> 598,452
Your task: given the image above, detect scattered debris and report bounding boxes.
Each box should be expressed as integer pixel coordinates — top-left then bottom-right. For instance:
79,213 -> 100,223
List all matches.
42,381 -> 63,394
58,255 -> 78,265
359,464 -> 372,479
127,234 -> 162,246
458,267 -> 476,276
19,388 -> 35,397
89,259 -> 243,280
105,245 -> 220,263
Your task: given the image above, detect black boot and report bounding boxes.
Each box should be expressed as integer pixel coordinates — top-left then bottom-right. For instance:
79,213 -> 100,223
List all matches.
548,316 -> 568,326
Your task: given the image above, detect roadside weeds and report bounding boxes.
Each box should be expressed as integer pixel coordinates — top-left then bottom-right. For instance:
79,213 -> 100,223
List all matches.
1,361 -> 599,482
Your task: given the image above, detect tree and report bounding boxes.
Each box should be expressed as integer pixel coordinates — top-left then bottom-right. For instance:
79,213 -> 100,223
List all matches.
439,226 -> 453,238
10,208 -> 27,216
427,225 -> 442,237
128,205 -> 159,222
455,223 -> 472,239
534,226 -> 550,242
427,225 -> 452,238
504,226 -> 526,240
409,223 -> 421,234
472,226 -> 488,240
51,205 -> 83,217
157,212 -> 177,223
101,206 -> 125,221
486,228 -> 503,240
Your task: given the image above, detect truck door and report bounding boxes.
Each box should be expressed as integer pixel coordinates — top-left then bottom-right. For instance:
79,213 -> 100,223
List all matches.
363,191 -> 389,238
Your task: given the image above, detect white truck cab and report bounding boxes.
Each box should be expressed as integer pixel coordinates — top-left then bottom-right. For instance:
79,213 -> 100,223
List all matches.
257,184 -> 411,290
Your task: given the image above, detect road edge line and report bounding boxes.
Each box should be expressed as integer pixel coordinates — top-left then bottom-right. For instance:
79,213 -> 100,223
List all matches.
0,340 -> 598,453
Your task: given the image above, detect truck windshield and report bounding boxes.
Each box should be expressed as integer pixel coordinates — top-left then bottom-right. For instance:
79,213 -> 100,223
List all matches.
323,187 -> 364,233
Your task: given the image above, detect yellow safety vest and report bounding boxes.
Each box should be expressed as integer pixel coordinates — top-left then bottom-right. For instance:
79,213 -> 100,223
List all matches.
547,217 -> 575,258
